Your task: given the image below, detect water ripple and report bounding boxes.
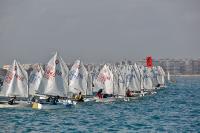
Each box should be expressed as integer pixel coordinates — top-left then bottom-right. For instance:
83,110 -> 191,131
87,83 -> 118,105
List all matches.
0,77 -> 200,132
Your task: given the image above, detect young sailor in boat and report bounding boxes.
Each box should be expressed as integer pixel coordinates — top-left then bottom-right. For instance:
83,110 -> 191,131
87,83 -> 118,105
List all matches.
8,96 -> 16,105
126,89 -> 133,97
31,96 -> 36,102
155,84 -> 161,89
96,89 -> 103,99
75,92 -> 84,102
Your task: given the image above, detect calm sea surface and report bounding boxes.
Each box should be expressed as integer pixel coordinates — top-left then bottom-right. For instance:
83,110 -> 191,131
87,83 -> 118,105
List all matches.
0,77 -> 199,133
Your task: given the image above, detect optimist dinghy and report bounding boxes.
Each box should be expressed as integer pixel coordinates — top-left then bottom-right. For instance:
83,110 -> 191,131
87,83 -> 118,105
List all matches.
0,60 -> 31,108
32,52 -> 74,110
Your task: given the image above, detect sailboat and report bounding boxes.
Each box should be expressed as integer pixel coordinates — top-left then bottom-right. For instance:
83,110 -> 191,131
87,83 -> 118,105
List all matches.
167,71 -> 170,81
167,71 -> 176,84
119,64 -> 144,101
28,64 -> 44,96
127,65 -> 144,98
32,52 -> 75,109
142,67 -> 156,95
94,64 -> 116,103
68,60 -> 93,102
112,65 -> 124,98
156,66 -> 165,88
0,60 -> 31,108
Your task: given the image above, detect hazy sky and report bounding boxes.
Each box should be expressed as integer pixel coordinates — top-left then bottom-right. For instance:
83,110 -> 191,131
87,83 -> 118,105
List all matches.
0,0 -> 200,66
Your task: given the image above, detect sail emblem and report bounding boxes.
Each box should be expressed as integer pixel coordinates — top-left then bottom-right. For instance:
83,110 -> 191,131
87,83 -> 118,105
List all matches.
4,71 -> 13,84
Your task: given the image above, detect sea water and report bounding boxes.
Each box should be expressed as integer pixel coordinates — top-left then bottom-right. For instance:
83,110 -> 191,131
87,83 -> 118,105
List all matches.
0,77 -> 199,132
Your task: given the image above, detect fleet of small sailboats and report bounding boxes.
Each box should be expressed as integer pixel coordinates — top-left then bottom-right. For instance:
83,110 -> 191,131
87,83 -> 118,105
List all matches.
0,53 -> 168,109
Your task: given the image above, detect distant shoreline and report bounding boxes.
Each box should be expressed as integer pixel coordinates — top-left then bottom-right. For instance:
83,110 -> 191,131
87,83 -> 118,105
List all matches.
170,75 -> 200,77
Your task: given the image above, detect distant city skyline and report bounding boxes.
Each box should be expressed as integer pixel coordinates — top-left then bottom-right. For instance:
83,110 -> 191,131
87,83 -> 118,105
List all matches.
1,58 -> 200,76
0,0 -> 200,66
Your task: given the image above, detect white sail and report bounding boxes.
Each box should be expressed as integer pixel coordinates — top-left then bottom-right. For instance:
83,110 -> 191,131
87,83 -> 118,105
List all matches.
143,67 -> 153,90
133,63 -> 141,80
112,66 -> 119,96
134,64 -> 144,91
69,60 -> 88,95
94,64 -> 114,94
0,60 -> 28,97
115,65 -> 126,96
120,64 -> 139,92
133,63 -> 143,91
157,66 -> 165,85
167,71 -> 170,81
125,65 -> 132,89
128,65 -> 141,92
28,64 -> 44,95
87,72 -> 93,95
152,66 -> 159,87
37,52 -> 69,97
92,66 -> 100,92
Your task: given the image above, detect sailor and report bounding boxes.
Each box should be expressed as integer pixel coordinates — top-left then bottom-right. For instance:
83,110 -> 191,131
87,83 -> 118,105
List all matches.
31,96 -> 36,102
126,89 -> 132,97
156,84 -> 161,88
51,96 -> 59,105
8,96 -> 16,105
55,95 -> 60,103
96,89 -> 103,99
75,92 -> 84,102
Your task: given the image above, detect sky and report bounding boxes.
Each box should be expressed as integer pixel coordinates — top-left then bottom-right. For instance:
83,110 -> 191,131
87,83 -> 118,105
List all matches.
0,0 -> 200,66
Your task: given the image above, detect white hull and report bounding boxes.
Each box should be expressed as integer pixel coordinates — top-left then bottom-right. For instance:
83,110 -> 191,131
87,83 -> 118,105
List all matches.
0,101 -> 32,108
32,100 -> 75,110
84,97 -> 96,102
33,103 -> 71,110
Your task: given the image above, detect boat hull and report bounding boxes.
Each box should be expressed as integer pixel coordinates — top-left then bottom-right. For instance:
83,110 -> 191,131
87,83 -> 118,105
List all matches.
32,100 -> 75,110
0,101 -> 32,108
84,97 -> 96,102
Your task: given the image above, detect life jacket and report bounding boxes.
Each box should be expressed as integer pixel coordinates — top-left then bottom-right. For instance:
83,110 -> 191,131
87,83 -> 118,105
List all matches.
96,93 -> 103,99
75,95 -> 84,102
75,95 -> 83,101
126,90 -> 132,97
